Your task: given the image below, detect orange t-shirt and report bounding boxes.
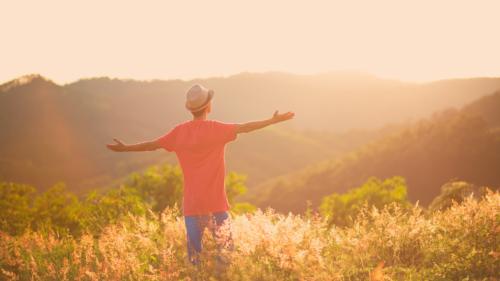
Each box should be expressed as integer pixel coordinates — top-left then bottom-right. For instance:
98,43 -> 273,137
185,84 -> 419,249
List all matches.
155,119 -> 238,216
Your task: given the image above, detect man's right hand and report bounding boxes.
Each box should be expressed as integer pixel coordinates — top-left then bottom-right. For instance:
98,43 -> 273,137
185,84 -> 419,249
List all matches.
271,110 -> 295,123
106,138 -> 127,152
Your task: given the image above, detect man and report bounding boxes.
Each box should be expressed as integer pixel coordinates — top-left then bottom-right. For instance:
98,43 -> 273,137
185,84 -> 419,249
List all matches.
106,84 -> 295,267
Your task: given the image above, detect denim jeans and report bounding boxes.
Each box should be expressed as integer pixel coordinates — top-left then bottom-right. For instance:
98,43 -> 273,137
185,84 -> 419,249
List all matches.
184,211 -> 234,266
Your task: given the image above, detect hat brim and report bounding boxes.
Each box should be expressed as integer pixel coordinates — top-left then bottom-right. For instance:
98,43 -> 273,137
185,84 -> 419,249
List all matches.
186,90 -> 214,112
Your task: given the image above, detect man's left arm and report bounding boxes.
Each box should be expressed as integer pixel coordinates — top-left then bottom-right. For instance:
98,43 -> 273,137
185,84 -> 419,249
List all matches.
236,110 -> 295,134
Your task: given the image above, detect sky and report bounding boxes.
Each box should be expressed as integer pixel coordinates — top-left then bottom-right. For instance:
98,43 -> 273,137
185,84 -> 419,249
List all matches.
1,0 -> 499,84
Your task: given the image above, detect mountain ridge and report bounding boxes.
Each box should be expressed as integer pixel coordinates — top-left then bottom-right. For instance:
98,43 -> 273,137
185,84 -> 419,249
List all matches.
1,72 -> 499,198
244,91 -> 500,212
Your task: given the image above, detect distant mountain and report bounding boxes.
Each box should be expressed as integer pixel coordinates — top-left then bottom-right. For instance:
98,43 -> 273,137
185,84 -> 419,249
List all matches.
462,91 -> 500,128
244,91 -> 500,213
1,72 -> 499,194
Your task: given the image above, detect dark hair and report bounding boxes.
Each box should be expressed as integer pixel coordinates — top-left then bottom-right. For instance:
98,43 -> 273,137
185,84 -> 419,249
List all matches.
191,107 -> 207,117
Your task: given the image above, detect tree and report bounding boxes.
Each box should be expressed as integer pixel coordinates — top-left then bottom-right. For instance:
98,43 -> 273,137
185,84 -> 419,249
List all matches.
320,176 -> 410,227
125,164 -> 184,213
32,183 -> 81,236
230,202 -> 258,215
0,164 -> 257,236
79,186 -> 148,234
428,181 -> 488,212
225,172 -> 248,204
0,182 -> 35,235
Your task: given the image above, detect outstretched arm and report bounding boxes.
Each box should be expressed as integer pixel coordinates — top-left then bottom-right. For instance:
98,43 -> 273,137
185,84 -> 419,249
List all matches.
236,110 -> 295,134
106,138 -> 161,152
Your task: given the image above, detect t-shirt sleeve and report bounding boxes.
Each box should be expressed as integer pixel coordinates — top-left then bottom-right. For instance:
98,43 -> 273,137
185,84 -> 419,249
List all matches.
154,126 -> 178,152
213,121 -> 238,144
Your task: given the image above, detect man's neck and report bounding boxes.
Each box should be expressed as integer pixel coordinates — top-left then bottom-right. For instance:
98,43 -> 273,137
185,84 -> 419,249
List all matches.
193,115 -> 208,121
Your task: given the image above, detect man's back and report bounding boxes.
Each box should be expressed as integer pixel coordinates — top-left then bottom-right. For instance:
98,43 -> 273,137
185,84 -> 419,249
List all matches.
106,83 -> 294,266
155,120 -> 238,216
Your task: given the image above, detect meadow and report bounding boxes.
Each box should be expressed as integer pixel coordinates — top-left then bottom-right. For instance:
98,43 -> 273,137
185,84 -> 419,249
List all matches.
3,1 -> 500,280
1,191 -> 498,281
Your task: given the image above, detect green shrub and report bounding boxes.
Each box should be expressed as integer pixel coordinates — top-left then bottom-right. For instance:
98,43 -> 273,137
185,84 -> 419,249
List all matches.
320,176 -> 410,226
0,182 -> 35,235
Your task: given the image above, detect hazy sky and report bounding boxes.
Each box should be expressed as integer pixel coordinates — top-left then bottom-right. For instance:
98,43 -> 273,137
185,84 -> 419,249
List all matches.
1,0 -> 499,84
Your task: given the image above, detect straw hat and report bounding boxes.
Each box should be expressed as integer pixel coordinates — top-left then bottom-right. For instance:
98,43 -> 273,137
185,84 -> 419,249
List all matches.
185,84 -> 214,112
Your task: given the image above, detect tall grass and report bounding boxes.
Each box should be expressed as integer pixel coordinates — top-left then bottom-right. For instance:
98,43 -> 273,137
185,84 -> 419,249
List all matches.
1,192 -> 498,280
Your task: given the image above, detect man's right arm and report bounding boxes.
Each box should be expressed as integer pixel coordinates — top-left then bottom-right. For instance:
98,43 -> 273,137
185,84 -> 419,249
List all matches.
107,125 -> 178,152
106,138 -> 162,152
236,110 -> 295,134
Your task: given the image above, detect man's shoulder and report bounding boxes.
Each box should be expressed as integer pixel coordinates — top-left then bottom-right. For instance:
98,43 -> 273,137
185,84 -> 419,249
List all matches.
175,120 -> 193,129
194,119 -> 229,127
209,119 -> 237,126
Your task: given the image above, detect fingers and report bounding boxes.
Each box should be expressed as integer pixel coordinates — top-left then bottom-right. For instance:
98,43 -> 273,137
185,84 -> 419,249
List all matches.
106,138 -> 124,151
107,144 -> 124,152
273,111 -> 295,122
274,110 -> 295,117
106,144 -> 117,151
273,110 -> 295,123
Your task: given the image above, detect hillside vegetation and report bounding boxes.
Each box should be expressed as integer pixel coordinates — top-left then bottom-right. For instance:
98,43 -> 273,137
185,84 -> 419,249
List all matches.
1,73 -> 417,192
1,153 -> 497,280
247,91 -> 500,212
1,73 -> 499,211
1,190 -> 498,280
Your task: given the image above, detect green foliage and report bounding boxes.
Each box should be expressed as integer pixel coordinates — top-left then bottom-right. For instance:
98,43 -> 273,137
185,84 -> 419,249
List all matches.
226,172 -> 258,215
0,182 -> 35,235
429,181 -> 488,212
0,164 -> 255,236
31,183 -> 81,236
230,202 -> 257,215
225,172 -> 248,204
421,190 -> 499,279
78,186 -> 148,234
320,176 -> 410,226
124,164 -> 184,212
0,182 -> 150,237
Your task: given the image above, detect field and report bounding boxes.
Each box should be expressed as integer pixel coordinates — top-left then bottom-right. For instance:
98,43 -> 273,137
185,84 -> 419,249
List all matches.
1,192 -> 498,281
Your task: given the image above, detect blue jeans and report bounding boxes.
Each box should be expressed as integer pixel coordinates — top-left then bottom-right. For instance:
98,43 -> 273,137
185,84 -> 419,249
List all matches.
184,211 -> 234,266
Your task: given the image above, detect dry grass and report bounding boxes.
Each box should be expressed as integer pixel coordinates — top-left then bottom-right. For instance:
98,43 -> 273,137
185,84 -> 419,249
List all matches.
1,192 -> 498,280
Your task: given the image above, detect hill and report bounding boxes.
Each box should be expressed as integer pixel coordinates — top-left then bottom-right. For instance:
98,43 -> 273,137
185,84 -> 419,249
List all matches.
245,91 -> 500,212
1,73 -> 500,193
